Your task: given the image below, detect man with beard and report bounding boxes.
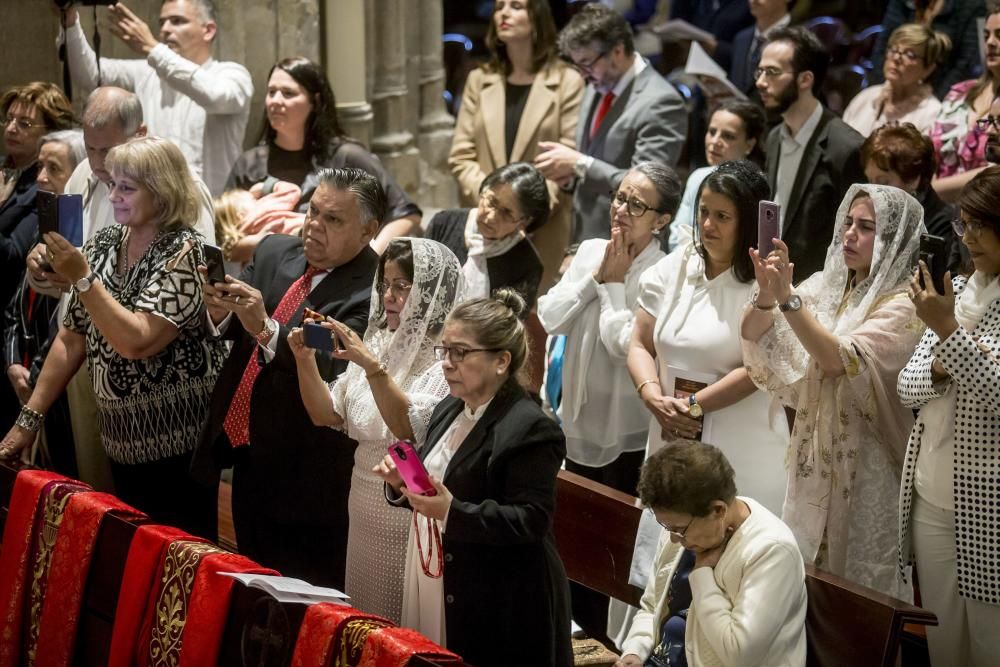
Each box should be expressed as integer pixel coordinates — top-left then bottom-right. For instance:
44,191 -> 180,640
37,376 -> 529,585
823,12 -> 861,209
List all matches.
535,4 -> 686,244
758,27 -> 865,282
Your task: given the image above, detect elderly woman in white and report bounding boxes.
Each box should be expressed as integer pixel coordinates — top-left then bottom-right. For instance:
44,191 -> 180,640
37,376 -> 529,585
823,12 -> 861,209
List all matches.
537,161 -> 679,493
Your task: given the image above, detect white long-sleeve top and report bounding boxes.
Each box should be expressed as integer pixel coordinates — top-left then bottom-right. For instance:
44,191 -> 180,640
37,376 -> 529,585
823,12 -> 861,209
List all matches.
536,237 -> 663,466
63,16 -> 253,196
622,497 -> 807,667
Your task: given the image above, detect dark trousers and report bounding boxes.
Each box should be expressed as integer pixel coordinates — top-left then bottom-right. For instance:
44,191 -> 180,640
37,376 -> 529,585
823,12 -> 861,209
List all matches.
110,449 -> 217,542
230,459 -> 348,590
565,449 -> 646,647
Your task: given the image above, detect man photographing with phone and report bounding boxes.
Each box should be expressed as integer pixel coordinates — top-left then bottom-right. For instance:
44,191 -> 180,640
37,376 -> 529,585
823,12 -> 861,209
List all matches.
57,0 -> 252,196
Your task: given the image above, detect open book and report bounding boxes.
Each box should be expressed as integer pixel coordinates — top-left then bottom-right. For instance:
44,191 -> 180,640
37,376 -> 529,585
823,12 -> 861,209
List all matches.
219,572 -> 350,606
685,41 -> 747,103
664,366 -> 718,443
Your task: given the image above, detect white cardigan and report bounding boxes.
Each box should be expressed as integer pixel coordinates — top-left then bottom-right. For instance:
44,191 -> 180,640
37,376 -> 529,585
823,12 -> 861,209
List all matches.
537,237 -> 664,466
621,497 -> 807,667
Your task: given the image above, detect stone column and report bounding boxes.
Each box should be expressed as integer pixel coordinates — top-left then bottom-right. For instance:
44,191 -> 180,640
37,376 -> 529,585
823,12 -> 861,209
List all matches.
416,0 -> 457,207
368,0 -> 420,194
323,0 -> 373,146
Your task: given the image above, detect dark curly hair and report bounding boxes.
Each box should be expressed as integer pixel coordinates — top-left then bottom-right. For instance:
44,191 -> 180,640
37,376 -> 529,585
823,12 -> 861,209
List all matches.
637,441 -> 737,517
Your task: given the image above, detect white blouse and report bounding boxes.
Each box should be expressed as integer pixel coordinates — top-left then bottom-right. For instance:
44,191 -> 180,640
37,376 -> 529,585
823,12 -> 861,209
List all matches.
537,238 -> 665,467
841,83 -> 941,136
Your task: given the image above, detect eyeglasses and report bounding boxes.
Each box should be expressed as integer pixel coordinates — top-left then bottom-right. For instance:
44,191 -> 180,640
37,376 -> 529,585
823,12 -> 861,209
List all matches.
609,190 -> 661,218
433,345 -> 502,363
886,45 -> 923,64
377,278 -> 413,299
565,50 -> 608,74
3,115 -> 46,132
480,191 -> 529,227
952,217 -> 988,238
647,508 -> 696,540
975,115 -> 1000,132
753,66 -> 789,80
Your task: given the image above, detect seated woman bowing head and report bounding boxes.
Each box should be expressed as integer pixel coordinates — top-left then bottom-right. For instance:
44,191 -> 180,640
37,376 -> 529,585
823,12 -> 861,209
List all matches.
288,238 -> 463,623
741,184 -> 926,599
374,289 -> 572,667
616,442 -> 807,667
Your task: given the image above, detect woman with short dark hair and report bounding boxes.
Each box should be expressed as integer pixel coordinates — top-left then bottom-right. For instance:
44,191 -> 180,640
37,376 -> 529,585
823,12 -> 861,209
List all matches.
616,442 -> 807,667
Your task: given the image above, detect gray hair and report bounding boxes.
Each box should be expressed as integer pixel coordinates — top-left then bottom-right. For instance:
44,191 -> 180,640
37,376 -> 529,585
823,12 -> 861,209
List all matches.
82,88 -> 144,136
316,167 -> 388,226
630,161 -> 682,217
163,0 -> 217,26
558,3 -> 634,58
39,129 -> 86,171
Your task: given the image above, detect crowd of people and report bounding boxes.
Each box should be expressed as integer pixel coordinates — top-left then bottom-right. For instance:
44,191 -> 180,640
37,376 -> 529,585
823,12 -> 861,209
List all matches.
1,0 -> 999,665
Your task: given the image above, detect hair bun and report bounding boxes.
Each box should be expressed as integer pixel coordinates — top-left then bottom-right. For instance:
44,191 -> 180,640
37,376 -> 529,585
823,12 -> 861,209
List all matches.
492,288 -> 527,319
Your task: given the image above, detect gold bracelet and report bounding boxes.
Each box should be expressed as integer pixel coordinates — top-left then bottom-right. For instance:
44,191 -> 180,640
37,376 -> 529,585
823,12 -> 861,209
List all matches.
635,379 -> 660,397
366,363 -> 388,380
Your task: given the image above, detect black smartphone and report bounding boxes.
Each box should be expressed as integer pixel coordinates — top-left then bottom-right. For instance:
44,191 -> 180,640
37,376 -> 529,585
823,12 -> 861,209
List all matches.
303,322 -> 335,353
757,200 -> 781,258
36,191 -> 83,246
918,234 -> 948,294
202,244 -> 226,285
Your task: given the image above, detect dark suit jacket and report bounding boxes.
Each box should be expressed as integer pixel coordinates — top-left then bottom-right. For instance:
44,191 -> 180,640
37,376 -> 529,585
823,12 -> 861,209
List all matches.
765,108 -> 866,282
0,164 -> 40,324
670,0 -> 753,71
573,65 -> 687,243
729,24 -> 759,96
192,234 -> 379,525
426,208 -> 544,313
394,382 -> 571,667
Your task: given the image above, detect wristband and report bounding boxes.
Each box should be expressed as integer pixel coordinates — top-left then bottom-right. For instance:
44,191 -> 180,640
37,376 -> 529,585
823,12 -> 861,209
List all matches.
15,405 -> 44,433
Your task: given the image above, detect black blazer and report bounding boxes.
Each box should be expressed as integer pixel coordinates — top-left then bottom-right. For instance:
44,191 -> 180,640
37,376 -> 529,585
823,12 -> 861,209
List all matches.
192,234 -> 379,525
765,109 -> 866,282
427,208 -> 544,313
396,382 -> 572,667
0,165 -> 40,326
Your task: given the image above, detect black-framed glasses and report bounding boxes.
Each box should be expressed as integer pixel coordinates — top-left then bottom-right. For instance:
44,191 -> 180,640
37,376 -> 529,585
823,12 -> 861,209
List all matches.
3,115 -> 46,131
480,190 -> 529,226
609,189 -> 661,218
433,345 -> 502,363
952,217 -> 987,238
564,50 -> 608,74
886,45 -> 923,63
753,65 -> 789,80
975,115 -> 1000,132
377,278 -> 413,299
647,508 -> 696,540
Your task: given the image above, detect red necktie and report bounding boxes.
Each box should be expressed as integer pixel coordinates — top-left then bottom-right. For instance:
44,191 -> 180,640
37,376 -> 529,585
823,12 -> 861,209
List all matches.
223,266 -> 323,447
590,91 -> 616,138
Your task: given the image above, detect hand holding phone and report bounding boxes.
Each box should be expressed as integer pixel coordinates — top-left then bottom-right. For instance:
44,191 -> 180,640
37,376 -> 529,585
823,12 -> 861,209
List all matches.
388,441 -> 437,496
302,322 -> 336,353
757,201 -> 781,258
918,234 -> 948,294
202,244 -> 226,285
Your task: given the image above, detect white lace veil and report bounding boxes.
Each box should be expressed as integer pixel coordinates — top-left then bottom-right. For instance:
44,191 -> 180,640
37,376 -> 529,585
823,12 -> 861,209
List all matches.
364,237 -> 465,382
804,184 -> 925,336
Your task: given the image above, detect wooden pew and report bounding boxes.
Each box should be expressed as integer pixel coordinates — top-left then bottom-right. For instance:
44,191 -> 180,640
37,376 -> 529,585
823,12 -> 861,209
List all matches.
0,461 -> 464,667
552,470 -> 938,667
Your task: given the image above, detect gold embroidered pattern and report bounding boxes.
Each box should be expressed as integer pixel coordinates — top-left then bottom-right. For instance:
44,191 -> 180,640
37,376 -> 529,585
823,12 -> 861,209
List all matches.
335,617 -> 393,666
148,540 -> 220,667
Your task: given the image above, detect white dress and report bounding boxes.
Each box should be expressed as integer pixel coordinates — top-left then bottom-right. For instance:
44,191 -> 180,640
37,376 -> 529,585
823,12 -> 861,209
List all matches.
330,352 -> 451,623
638,248 -> 788,512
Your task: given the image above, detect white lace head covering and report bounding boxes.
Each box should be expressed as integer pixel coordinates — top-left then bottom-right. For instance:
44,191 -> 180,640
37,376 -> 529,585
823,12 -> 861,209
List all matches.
365,237 -> 465,382
809,184 -> 925,335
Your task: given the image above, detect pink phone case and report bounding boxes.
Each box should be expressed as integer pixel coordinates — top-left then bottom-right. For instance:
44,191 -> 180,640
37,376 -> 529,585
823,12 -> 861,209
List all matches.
758,200 -> 781,258
388,441 -> 437,496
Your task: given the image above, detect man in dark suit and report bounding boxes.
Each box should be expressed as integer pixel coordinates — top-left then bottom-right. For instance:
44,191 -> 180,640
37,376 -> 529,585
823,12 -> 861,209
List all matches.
535,3 -> 687,244
192,167 -> 382,587
729,0 -> 793,97
758,26 -> 866,283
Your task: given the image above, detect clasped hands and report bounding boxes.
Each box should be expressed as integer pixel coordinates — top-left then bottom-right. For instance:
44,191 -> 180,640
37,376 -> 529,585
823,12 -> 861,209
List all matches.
749,239 -> 794,307
372,455 -> 454,522
594,226 -> 637,284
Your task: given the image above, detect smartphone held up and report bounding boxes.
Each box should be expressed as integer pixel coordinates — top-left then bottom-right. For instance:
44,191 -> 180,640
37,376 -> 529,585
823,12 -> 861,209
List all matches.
918,234 -> 948,294
757,200 -> 781,258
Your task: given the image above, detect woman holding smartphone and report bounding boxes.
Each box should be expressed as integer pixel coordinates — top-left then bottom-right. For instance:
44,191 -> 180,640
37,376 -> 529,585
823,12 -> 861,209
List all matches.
287,238 -> 463,623
741,184 -> 925,599
374,289 -> 571,667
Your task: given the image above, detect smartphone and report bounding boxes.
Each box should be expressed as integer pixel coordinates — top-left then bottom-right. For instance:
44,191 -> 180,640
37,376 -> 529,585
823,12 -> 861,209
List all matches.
202,244 -> 226,285
757,200 -> 781,258
36,191 -> 84,247
918,234 -> 948,294
388,441 -> 437,496
303,322 -> 335,353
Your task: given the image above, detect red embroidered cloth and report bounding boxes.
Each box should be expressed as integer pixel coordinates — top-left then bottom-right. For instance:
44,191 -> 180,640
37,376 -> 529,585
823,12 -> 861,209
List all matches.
34,492 -> 146,666
359,627 -> 461,667
0,470 -> 86,667
290,603 -> 394,667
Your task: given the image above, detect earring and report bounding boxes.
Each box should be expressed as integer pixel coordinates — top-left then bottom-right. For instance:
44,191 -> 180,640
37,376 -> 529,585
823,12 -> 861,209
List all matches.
497,369 -> 504,375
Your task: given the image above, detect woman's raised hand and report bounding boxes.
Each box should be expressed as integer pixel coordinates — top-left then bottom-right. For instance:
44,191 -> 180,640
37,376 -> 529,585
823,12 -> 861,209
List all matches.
909,262 -> 959,340
328,320 -> 381,372
42,232 -> 89,282
372,453 -> 404,492
596,227 -> 635,284
762,239 -> 794,304
287,325 -> 320,362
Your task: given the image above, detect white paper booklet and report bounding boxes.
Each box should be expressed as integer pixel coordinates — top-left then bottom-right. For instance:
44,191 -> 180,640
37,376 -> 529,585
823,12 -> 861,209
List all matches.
653,18 -> 715,44
664,366 -> 719,444
684,41 -> 747,102
219,572 -> 350,605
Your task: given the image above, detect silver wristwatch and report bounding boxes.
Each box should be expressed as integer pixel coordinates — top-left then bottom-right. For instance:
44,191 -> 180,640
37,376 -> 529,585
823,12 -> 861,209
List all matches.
779,294 -> 802,312
255,317 -> 277,346
75,272 -> 99,293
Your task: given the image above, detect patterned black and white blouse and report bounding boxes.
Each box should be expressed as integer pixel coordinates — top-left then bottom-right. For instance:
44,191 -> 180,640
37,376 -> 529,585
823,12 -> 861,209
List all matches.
64,225 -> 227,465
897,275 -> 1000,606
